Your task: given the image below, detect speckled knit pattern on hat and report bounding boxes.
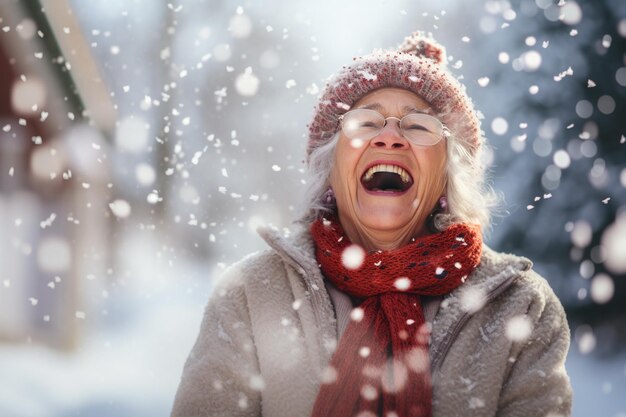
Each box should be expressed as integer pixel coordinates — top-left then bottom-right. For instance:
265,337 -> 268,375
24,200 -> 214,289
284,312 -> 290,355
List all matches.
307,33 -> 483,158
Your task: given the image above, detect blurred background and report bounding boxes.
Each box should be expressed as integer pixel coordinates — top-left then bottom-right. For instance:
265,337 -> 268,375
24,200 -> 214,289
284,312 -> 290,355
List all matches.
0,0 -> 624,416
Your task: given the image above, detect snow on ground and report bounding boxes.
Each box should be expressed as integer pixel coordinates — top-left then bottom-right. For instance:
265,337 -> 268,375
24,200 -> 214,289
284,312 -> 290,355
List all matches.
567,348 -> 626,417
0,229 -> 212,417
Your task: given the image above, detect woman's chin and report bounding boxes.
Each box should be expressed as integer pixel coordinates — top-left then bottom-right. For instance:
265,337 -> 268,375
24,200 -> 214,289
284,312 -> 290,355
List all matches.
354,202 -> 414,232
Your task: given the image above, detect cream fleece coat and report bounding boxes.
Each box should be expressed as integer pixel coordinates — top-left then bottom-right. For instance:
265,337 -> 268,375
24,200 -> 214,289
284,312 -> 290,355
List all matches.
171,225 -> 572,417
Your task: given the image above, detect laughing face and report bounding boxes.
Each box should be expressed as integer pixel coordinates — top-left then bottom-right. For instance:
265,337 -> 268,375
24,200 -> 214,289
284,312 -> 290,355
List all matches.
329,87 -> 448,251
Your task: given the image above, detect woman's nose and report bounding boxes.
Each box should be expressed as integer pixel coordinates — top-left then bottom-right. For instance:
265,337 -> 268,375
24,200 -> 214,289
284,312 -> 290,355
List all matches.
370,119 -> 409,149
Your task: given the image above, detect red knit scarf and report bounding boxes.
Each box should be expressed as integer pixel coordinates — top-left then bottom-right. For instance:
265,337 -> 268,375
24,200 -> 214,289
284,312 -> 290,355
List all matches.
309,216 -> 482,417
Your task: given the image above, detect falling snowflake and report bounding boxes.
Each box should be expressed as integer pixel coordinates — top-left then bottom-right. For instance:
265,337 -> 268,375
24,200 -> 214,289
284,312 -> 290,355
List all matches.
188,150 -> 202,165
306,83 -> 319,95
469,397 -> 486,409
350,307 -> 364,322
237,393 -> 248,409
520,51 -> 542,71
553,66 -> 574,82
115,116 -> 149,153
228,12 -> 252,39
360,384 -> 378,401
235,67 -> 259,96
570,220 -> 592,248
40,213 -> 57,229
590,274 -> 614,304
109,200 -> 131,218
249,375 -> 265,391
491,117 -> 508,135
381,359 -> 408,393
459,287 -> 486,313
147,191 -> 161,204
406,347 -> 429,373
320,366 -> 338,384
576,325 -> 596,354
601,214 -> 626,273
135,163 -> 156,186
393,277 -> 411,291
167,3 -> 183,12
342,244 -> 365,270
505,315 -> 532,342
349,138 -> 365,149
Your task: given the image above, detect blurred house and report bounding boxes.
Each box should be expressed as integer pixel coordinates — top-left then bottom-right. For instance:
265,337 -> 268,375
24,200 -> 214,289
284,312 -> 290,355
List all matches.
0,0 -> 115,350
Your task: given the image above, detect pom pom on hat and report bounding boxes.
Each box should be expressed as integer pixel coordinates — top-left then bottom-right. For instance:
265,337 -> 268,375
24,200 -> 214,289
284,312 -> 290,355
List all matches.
397,32 -> 447,67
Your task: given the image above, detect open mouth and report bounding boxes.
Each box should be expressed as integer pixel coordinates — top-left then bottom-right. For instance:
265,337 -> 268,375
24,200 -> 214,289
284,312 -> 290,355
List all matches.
361,163 -> 414,193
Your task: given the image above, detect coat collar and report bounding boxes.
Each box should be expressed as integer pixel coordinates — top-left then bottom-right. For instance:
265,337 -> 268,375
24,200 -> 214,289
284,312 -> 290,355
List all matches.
257,223 -> 338,367
257,223 -> 321,279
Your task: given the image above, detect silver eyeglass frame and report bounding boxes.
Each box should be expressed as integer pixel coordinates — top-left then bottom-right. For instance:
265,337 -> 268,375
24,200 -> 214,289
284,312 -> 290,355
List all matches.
338,108 -> 450,146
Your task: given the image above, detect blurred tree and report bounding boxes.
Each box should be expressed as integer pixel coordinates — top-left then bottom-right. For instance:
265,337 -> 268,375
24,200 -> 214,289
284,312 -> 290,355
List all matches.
491,0 -> 625,349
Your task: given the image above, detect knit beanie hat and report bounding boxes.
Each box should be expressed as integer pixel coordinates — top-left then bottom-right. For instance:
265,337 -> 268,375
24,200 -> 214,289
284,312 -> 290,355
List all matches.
307,32 -> 483,159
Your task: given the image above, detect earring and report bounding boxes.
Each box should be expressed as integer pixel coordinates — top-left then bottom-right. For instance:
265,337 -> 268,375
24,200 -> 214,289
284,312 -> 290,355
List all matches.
438,196 -> 448,211
427,195 -> 448,233
323,187 -> 336,205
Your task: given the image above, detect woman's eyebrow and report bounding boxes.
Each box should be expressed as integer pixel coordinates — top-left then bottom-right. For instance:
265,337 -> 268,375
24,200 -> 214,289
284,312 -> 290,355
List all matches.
403,105 -> 433,115
356,103 -> 433,115
356,103 -> 384,111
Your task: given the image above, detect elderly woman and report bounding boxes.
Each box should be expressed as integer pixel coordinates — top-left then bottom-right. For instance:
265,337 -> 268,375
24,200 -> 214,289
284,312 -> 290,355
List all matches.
171,33 -> 572,417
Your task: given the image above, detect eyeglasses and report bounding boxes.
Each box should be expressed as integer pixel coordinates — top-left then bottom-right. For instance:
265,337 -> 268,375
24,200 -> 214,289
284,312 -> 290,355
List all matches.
338,108 -> 449,146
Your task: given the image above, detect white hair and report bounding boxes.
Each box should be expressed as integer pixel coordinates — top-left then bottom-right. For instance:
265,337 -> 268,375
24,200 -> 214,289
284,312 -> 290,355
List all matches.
298,131 -> 501,233
298,132 -> 341,224
434,132 -> 501,232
